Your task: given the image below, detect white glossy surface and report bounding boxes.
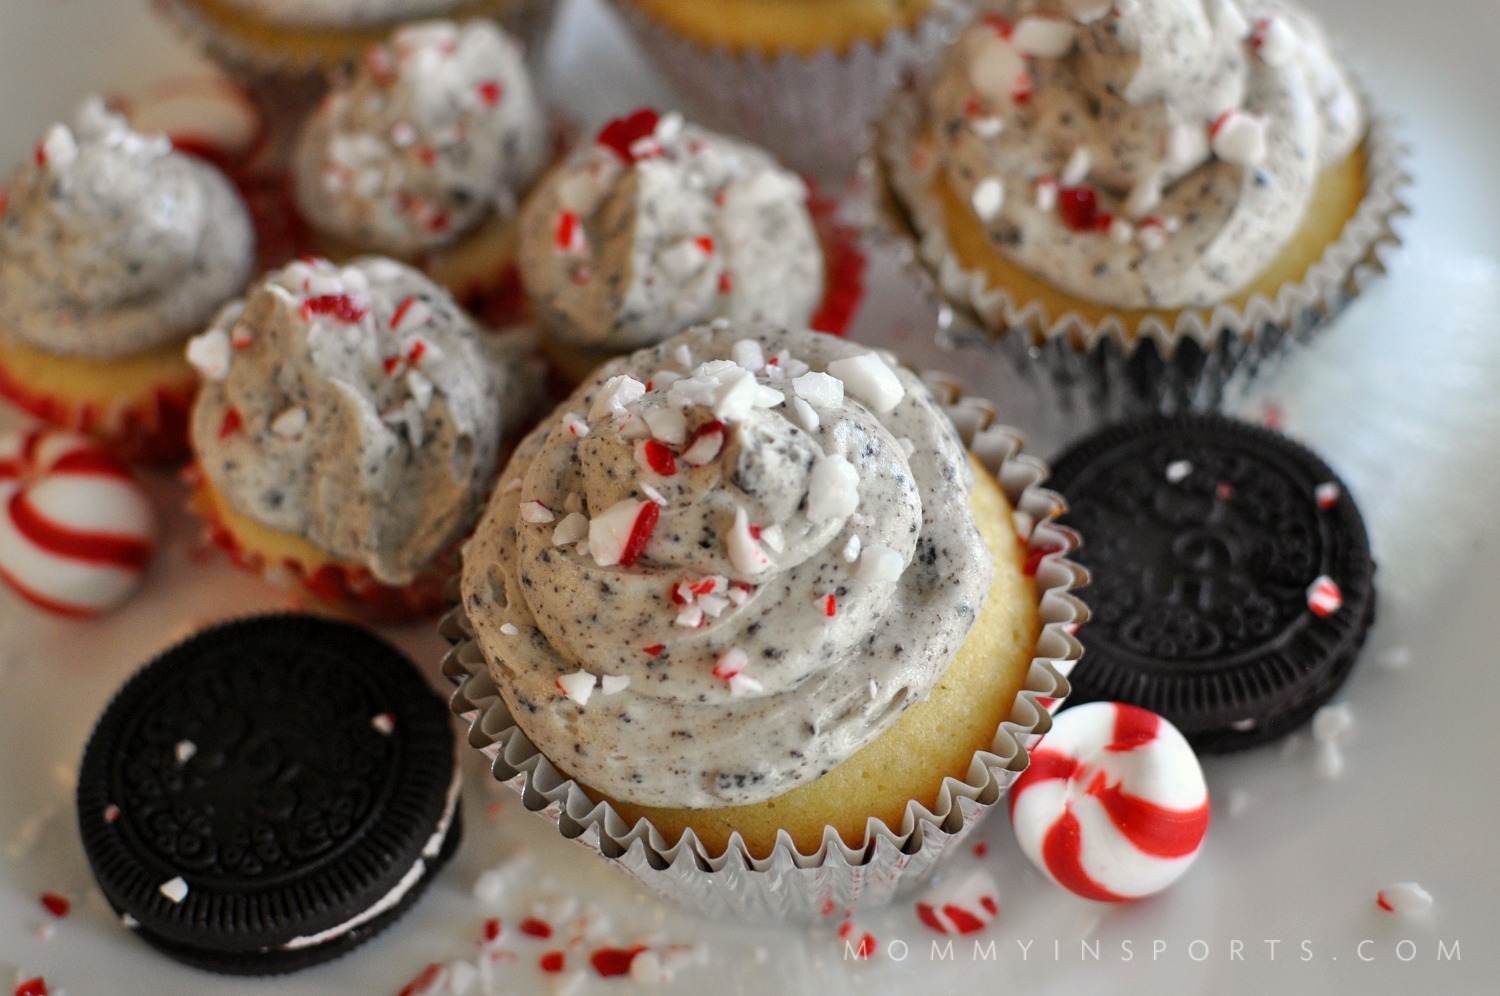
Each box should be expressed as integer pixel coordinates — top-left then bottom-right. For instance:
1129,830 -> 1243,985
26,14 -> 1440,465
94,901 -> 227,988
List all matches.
1,1 -> 1497,993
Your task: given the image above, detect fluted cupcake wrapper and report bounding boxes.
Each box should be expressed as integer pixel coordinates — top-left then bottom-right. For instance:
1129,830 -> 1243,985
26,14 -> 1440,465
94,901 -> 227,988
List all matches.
185,463 -> 459,621
0,358 -> 197,466
604,0 -> 976,185
873,77 -> 1411,417
439,376 -> 1088,922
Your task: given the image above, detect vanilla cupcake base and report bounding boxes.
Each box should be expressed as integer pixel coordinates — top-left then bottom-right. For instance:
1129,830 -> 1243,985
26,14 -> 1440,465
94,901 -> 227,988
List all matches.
875,83 -> 1410,416
188,467 -> 457,620
606,0 -> 973,183
0,334 -> 198,464
441,379 -> 1087,920
152,0 -> 556,77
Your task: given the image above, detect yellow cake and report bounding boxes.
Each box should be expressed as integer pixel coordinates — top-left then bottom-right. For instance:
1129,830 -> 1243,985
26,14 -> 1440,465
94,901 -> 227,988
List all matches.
623,0 -> 938,56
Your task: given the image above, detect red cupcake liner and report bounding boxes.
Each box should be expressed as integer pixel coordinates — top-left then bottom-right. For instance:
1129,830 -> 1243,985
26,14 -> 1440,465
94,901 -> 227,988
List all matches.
185,463 -> 457,621
807,190 -> 867,338
0,357 -> 196,465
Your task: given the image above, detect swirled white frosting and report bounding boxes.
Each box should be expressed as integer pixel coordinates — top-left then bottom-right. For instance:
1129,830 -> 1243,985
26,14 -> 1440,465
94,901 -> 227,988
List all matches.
294,19 -> 548,257
190,256 -> 543,585
216,0 -> 469,27
925,0 -> 1362,308
0,98 -> 254,359
461,323 -> 992,809
518,110 -> 824,352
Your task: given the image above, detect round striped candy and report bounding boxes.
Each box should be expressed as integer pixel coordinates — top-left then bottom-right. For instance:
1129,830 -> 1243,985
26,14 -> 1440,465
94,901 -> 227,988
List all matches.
0,429 -> 155,616
1009,702 -> 1209,901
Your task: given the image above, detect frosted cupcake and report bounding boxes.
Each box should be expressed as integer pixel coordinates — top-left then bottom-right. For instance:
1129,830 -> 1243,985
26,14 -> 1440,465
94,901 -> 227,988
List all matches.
152,0 -> 561,79
605,0 -> 977,181
293,19 -> 550,326
519,109 -> 865,383
877,0 -> 1407,412
447,323 -> 1085,917
0,99 -> 255,464
187,256 -> 545,619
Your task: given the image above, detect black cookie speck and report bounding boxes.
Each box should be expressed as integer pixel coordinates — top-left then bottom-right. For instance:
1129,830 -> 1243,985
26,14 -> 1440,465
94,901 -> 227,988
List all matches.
76,614 -> 461,975
1049,415 -> 1376,753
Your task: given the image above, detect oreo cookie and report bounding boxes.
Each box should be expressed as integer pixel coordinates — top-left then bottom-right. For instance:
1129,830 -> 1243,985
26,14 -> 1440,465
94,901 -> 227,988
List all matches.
77,614 -> 462,975
1048,414 -> 1376,753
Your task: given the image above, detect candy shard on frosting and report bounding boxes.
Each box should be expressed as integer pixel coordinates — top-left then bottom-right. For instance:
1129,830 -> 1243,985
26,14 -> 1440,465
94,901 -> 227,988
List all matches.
191,256 -> 543,585
0,98 -> 254,358
927,0 -> 1365,309
461,324 -> 991,809
294,19 -> 548,256
519,111 -> 825,352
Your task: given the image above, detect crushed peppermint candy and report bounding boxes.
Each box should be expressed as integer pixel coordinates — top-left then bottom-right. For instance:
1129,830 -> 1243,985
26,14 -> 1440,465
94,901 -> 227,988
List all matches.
186,328 -> 232,381
1165,459 -> 1193,483
600,675 -> 631,695
857,545 -> 904,584
519,500 -> 555,524
727,507 -> 773,576
1376,883 -> 1433,916
1306,575 -> 1343,617
158,876 -> 189,903
915,868 -> 1000,935
1012,15 -> 1077,58
589,499 -> 658,567
552,512 -> 589,547
712,647 -> 749,681
1315,481 -> 1341,508
555,670 -> 597,705
371,712 -> 397,734
827,354 -> 904,414
681,420 -> 726,465
806,455 -> 860,523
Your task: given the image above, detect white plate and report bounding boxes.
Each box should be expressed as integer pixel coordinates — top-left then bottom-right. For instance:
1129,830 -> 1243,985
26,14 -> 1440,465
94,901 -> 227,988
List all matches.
1,1 -> 1497,993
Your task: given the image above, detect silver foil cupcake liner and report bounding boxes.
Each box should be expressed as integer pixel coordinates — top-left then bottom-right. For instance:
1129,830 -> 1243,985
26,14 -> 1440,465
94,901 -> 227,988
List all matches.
873,78 -> 1411,417
604,0 -> 976,184
440,376 -> 1087,922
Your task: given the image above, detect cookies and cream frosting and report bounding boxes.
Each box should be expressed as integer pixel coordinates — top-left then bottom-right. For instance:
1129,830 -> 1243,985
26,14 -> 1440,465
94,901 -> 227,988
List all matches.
519,110 -> 825,352
294,19 -> 548,257
189,256 -> 541,586
0,98 -> 254,359
924,0 -> 1363,309
461,323 -> 993,809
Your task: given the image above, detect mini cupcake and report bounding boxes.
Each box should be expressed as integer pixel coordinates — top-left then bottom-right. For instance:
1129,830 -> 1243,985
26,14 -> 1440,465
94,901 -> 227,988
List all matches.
446,323 -> 1085,918
0,99 -> 255,464
877,0 -> 1407,413
186,255 -> 545,619
153,0 -> 560,81
606,0 -> 976,181
518,108 -> 865,383
293,19 -> 551,326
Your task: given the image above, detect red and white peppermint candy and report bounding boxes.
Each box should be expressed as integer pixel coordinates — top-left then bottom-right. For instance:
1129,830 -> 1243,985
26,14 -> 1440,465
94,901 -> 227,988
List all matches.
0,429 -> 155,617
1306,575 -> 1343,617
1009,702 -> 1209,901
914,868 -> 1000,935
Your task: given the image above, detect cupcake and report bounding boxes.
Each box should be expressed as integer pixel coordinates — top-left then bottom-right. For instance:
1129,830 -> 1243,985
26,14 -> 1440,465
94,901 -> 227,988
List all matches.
877,0 -> 1407,413
518,108 -> 865,383
152,0 -> 560,81
605,0 -> 977,181
186,255 -> 545,619
0,99 -> 256,464
293,19 -> 551,326
448,323 -> 1085,918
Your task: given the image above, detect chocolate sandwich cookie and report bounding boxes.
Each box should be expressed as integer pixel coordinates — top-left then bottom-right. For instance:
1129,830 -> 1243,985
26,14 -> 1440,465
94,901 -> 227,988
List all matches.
76,614 -> 462,975
1048,414 -> 1376,752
